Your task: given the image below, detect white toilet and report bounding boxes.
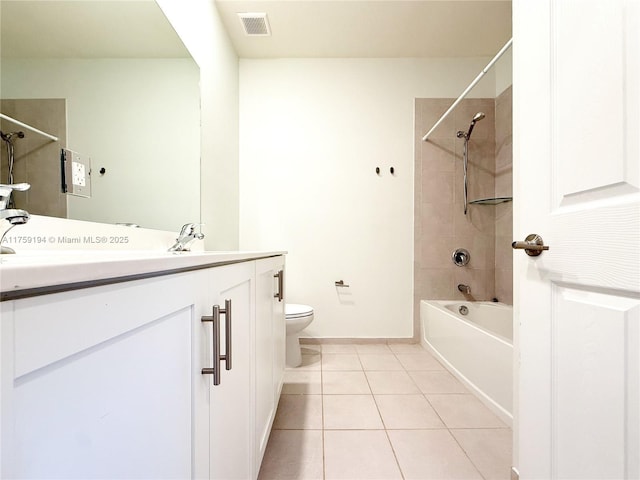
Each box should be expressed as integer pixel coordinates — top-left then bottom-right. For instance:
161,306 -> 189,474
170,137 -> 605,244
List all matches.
285,304 -> 314,368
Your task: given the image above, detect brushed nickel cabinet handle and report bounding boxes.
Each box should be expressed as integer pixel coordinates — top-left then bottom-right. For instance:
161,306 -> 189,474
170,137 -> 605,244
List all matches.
223,299 -> 232,371
201,300 -> 232,385
201,305 -> 222,386
274,270 -> 284,302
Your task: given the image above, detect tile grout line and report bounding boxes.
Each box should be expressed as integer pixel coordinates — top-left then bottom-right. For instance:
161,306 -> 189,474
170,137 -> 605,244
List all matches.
367,348 -> 406,480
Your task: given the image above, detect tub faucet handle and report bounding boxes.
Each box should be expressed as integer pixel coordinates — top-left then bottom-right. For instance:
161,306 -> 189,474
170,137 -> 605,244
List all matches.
457,284 -> 471,294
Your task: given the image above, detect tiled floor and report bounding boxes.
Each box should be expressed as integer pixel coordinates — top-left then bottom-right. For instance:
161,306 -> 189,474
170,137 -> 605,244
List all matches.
258,343 -> 512,480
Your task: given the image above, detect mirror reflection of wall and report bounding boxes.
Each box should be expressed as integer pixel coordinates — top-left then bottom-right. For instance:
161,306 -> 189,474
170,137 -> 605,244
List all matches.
0,1 -> 200,231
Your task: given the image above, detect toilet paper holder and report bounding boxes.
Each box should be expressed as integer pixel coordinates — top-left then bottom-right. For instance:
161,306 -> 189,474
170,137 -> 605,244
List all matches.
335,280 -> 350,288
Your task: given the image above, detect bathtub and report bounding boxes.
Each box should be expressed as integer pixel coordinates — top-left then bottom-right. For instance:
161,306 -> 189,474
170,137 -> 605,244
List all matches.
420,300 -> 513,426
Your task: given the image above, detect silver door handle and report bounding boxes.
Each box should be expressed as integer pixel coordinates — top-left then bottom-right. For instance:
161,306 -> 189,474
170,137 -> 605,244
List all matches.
512,234 -> 549,257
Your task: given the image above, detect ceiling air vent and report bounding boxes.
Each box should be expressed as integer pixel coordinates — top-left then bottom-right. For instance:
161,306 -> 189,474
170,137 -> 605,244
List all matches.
238,13 -> 271,36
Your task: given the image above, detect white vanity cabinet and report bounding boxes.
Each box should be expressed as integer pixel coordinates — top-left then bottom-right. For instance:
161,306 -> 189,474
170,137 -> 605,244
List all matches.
0,273 -> 202,479
0,254 -> 285,480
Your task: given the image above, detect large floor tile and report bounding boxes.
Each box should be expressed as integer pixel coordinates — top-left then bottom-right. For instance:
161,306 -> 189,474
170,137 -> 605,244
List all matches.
387,429 -> 483,479
321,353 -> 363,371
324,430 -> 402,479
323,395 -> 383,429
426,394 -> 507,428
374,394 -> 445,429
366,370 -> 421,394
396,352 -> 444,371
258,429 -> 324,480
273,394 -> 323,430
409,370 -> 468,394
451,428 -> 513,480
282,370 -> 322,395
260,342 -> 514,480
359,354 -> 404,371
323,371 -> 371,394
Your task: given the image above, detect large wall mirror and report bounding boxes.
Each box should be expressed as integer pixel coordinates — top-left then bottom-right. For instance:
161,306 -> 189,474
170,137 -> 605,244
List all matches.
0,0 -> 200,232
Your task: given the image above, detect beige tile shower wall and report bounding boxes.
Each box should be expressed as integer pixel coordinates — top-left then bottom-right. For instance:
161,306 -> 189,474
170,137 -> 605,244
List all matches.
415,90 -> 513,316
494,86 -> 513,305
0,99 -> 66,218
414,98 -> 497,314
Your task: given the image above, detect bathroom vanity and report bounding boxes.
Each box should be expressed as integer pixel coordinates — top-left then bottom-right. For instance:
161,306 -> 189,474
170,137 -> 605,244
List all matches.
0,251 -> 285,479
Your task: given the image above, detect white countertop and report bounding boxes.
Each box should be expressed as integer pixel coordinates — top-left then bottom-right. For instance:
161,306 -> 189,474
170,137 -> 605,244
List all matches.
0,250 -> 285,299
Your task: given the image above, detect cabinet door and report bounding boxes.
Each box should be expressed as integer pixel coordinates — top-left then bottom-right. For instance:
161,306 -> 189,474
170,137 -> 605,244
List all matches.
201,262 -> 255,480
1,274 -> 203,479
254,256 -> 286,468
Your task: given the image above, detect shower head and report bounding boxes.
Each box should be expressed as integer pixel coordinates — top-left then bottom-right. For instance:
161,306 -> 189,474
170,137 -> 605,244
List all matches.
456,112 -> 486,140
465,112 -> 485,139
472,112 -> 486,122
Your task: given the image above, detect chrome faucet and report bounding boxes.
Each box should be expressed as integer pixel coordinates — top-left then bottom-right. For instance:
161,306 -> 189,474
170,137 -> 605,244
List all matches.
1,183 -> 31,254
457,283 -> 471,294
1,208 -> 30,225
168,223 -> 204,252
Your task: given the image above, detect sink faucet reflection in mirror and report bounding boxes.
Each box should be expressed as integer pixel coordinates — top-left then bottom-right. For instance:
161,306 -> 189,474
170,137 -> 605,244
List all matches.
168,223 -> 204,252
0,183 -> 31,254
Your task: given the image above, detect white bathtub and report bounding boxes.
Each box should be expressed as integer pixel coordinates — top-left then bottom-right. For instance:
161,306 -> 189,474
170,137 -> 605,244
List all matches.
420,300 -> 513,425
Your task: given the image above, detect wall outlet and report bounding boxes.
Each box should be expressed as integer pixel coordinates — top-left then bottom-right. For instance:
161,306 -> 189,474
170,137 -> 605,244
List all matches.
61,148 -> 92,198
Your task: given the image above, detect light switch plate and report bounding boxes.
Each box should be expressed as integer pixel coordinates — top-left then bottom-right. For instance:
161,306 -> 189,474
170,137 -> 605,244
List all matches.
61,148 -> 92,198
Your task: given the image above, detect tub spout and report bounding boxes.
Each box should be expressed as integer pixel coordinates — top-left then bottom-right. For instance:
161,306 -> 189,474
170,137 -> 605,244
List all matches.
457,284 -> 471,294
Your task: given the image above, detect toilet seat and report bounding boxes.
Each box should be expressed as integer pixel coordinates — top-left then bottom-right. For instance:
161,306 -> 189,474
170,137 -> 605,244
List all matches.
285,303 -> 313,319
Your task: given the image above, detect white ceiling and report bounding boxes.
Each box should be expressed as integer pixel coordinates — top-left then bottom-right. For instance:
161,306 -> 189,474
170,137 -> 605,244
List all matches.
215,0 -> 512,58
0,0 -> 512,60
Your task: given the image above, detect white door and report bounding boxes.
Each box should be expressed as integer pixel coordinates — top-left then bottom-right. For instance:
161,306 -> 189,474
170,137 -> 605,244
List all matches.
514,0 -> 640,478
